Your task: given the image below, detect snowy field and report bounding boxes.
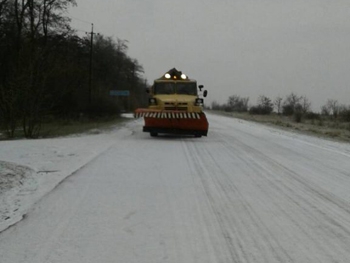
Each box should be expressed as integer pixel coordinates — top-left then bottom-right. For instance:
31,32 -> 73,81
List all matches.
1,112 -> 350,262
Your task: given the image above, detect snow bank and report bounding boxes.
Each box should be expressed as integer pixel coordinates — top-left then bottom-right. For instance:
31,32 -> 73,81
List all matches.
0,123 -> 134,232
0,161 -> 36,231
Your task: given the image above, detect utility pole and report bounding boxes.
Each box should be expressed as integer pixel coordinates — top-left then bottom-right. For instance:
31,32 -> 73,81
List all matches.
86,23 -> 97,105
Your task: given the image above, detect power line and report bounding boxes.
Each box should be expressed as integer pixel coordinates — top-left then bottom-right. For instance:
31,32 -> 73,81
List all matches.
69,16 -> 92,25
74,28 -> 88,33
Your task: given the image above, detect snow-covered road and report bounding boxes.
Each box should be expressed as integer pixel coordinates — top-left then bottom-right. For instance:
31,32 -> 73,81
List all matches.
1,113 -> 350,262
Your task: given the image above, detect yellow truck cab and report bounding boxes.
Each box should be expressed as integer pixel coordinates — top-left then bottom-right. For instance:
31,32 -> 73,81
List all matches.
135,68 -> 208,137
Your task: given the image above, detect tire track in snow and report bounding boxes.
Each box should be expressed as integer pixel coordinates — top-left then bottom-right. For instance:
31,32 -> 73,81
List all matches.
183,139 -> 295,263
182,141 -> 243,263
199,123 -> 350,262
228,130 -> 350,239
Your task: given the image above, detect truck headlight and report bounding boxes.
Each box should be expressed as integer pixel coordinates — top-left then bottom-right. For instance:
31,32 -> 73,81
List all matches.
195,98 -> 204,106
149,98 -> 157,105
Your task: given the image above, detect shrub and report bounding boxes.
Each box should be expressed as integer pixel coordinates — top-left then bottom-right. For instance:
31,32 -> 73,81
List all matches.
87,96 -> 121,117
305,112 -> 320,120
339,106 -> 350,121
282,104 -> 294,116
227,95 -> 249,112
293,104 -> 303,123
317,119 -> 324,126
249,95 -> 273,115
249,105 -> 272,115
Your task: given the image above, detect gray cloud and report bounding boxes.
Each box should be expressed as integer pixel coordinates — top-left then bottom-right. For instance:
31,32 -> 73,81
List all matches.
70,0 -> 350,110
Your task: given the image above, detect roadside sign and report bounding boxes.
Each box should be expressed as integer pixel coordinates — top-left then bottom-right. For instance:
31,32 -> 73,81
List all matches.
110,90 -> 130,96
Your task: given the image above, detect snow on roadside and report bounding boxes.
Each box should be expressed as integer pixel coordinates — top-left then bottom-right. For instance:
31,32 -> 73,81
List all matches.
0,161 -> 36,232
0,122 -> 134,232
233,116 -> 350,157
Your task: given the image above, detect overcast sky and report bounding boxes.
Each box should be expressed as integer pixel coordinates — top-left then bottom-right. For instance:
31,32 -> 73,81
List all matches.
69,0 -> 350,110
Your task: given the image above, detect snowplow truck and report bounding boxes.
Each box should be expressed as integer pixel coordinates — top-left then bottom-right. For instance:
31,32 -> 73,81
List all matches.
134,68 -> 209,137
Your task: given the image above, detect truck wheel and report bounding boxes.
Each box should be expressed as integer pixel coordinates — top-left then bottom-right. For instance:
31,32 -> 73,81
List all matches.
150,132 -> 158,137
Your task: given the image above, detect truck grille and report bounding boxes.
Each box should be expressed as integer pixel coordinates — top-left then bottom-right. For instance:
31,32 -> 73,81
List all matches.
164,107 -> 187,111
164,102 -> 188,111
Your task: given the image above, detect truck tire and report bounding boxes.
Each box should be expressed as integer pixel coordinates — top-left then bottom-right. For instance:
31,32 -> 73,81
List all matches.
150,132 -> 158,137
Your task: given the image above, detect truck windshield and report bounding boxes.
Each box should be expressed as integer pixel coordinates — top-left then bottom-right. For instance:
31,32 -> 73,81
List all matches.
154,83 -> 175,94
154,83 -> 197,95
176,83 -> 197,95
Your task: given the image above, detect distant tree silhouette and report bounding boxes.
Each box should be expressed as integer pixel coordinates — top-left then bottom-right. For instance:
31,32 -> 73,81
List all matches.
249,95 -> 273,115
226,95 -> 249,112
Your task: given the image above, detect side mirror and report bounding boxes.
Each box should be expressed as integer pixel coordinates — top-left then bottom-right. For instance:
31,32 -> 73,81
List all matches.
198,85 -> 204,91
203,90 -> 208,97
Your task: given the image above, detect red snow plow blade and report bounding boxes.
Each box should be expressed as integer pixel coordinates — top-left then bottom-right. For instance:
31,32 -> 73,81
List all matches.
135,108 -> 208,137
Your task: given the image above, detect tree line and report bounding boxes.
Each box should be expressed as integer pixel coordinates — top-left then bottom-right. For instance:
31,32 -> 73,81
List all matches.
211,93 -> 350,123
0,0 -> 148,138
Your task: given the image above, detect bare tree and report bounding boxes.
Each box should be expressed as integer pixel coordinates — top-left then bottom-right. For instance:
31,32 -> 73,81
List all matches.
285,93 -> 301,107
274,96 -> 283,115
227,95 -> 249,112
249,95 -> 273,115
327,99 -> 339,118
282,93 -> 302,116
300,96 -> 311,114
0,0 -> 9,25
